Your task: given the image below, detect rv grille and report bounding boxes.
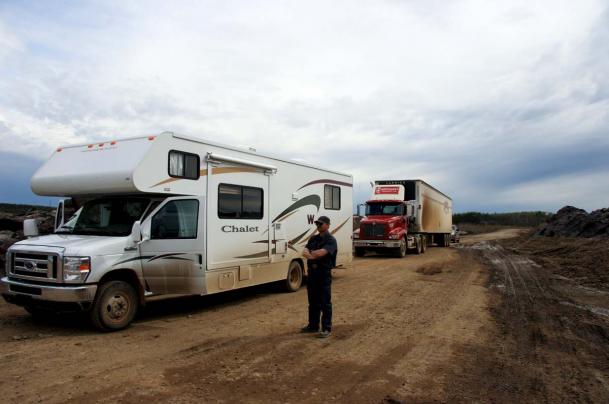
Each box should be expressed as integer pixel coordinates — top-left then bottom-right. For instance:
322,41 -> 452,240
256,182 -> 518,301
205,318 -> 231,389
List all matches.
10,252 -> 60,282
361,223 -> 387,238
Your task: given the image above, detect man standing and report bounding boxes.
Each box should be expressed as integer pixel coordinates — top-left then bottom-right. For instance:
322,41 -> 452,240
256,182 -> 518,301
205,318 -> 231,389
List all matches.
301,216 -> 337,338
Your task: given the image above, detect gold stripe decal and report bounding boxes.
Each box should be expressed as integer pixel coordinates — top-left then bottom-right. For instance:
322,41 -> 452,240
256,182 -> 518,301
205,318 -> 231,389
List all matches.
297,179 -> 353,191
212,167 -> 260,175
151,167 -> 262,188
331,217 -> 351,236
234,250 -> 268,259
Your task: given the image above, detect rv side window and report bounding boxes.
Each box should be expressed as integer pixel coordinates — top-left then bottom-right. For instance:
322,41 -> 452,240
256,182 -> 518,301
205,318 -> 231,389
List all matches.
168,150 -> 200,180
151,200 -> 199,239
218,184 -> 263,219
324,185 -> 341,210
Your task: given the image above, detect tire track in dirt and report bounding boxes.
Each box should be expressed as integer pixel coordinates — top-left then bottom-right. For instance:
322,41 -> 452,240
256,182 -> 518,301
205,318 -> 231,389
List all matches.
443,236 -> 609,403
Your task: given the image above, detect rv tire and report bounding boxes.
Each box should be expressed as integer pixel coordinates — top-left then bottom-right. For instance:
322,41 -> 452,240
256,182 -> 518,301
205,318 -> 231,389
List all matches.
421,236 -> 427,253
414,236 -> 422,255
89,280 -> 138,332
285,260 -> 303,292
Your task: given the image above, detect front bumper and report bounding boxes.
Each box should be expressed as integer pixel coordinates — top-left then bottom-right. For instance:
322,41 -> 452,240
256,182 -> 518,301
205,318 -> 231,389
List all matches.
1,276 -> 97,304
353,240 -> 401,248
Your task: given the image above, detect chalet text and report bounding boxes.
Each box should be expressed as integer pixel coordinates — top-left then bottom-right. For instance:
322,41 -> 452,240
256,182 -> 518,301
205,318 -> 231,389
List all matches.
222,225 -> 259,233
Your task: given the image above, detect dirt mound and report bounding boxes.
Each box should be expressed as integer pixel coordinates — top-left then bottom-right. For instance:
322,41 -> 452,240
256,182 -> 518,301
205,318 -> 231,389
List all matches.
0,205 -> 55,269
501,235 -> 609,290
416,263 -> 443,275
536,205 -> 609,238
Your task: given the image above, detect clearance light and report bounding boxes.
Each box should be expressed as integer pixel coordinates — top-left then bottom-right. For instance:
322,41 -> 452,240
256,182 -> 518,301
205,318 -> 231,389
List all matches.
98,143 -> 104,147
110,141 -> 117,145
56,148 -> 63,152
87,144 -> 93,148
148,136 -> 156,141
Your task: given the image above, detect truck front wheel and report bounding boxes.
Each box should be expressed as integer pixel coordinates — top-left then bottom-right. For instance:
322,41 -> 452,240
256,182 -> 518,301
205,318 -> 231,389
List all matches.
90,280 -> 138,332
397,239 -> 407,258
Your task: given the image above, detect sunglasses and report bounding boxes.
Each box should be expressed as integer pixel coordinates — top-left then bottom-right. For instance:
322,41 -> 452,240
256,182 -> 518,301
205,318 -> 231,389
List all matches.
315,222 -> 325,227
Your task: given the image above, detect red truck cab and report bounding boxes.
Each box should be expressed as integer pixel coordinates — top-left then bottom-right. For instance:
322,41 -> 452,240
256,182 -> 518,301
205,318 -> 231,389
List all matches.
353,184 -> 426,257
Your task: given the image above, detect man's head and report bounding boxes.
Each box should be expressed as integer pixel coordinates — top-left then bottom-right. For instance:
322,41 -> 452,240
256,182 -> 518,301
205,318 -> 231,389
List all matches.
314,216 -> 331,234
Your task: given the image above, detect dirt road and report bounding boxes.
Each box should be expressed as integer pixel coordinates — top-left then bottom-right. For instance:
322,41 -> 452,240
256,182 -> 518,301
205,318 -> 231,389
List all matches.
1,229 -> 607,402
1,237 -> 495,403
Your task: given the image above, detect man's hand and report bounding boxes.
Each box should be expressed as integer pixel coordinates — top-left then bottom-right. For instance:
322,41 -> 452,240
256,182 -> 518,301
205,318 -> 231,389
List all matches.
302,248 -> 314,260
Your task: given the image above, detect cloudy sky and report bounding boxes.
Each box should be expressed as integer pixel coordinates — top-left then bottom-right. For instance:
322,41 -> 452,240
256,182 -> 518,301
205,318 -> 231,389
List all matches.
1,0 -> 608,212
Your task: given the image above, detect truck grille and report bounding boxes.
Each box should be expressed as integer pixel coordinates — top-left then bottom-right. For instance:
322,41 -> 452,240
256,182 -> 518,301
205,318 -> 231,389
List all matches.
10,252 -> 60,282
361,223 -> 387,238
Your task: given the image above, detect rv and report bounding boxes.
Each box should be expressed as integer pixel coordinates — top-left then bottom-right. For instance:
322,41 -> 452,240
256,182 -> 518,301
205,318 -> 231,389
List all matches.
1,132 -> 353,331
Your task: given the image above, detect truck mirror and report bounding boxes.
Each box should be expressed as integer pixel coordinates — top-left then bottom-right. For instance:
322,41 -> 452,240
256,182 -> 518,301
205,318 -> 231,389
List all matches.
23,219 -> 39,238
130,221 -> 142,243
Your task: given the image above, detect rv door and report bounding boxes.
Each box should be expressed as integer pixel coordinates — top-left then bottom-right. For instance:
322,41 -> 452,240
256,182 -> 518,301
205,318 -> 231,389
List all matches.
139,196 -> 206,295
206,162 -> 271,269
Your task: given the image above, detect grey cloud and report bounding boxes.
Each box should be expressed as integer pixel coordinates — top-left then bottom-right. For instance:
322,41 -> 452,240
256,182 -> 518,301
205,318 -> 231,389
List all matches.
1,1 -> 609,213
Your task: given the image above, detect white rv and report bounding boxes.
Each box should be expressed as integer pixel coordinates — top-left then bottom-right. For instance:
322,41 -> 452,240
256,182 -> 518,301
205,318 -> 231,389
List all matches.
1,132 -> 353,331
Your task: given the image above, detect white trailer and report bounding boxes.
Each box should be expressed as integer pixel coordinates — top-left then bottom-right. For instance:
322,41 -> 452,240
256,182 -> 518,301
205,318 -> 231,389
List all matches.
1,132 -> 353,330
375,180 -> 453,246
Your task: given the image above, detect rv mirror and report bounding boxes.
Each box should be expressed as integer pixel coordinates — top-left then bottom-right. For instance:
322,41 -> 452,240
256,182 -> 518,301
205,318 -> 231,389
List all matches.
23,219 -> 39,238
55,200 -> 64,231
130,221 -> 142,243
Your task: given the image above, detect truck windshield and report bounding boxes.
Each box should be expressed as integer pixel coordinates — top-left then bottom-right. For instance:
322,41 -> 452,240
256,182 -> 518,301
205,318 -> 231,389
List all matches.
56,197 -> 151,237
366,203 -> 404,216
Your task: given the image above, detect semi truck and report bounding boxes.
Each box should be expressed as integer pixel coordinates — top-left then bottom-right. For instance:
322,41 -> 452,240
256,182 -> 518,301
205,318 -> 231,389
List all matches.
353,180 -> 452,257
1,132 -> 353,331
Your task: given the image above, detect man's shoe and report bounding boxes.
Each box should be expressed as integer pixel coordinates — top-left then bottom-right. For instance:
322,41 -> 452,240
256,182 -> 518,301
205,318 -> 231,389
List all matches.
317,330 -> 331,338
301,325 -> 318,333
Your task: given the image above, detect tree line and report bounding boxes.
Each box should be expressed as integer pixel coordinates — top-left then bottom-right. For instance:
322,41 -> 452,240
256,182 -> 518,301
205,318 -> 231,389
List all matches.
453,211 -> 550,227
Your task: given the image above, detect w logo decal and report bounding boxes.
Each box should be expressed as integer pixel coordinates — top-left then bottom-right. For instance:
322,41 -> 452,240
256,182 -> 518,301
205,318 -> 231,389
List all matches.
307,214 -> 315,224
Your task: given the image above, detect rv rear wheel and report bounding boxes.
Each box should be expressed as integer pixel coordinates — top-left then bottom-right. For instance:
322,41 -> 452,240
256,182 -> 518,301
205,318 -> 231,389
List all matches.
354,248 -> 366,257
90,280 -> 138,332
285,261 -> 303,292
421,236 -> 427,253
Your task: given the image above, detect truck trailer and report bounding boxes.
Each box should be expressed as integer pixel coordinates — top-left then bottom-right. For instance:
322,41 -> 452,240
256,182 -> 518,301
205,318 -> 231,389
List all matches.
353,180 -> 452,257
1,132 -> 353,331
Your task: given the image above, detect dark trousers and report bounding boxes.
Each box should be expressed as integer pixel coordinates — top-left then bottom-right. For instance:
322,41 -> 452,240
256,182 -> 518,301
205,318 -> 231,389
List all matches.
307,268 -> 332,331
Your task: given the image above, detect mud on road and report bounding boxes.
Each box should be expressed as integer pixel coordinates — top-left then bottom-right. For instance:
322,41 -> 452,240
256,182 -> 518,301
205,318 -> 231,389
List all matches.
1,229 -> 608,403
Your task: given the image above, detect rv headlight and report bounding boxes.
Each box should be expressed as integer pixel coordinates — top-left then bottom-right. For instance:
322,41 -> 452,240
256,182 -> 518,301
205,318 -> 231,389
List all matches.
388,233 -> 400,239
353,231 -> 360,239
63,256 -> 91,283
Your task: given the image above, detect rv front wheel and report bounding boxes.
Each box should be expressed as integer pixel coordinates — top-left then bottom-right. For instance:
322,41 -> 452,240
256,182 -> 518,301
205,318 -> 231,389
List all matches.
285,261 -> 303,292
90,280 -> 138,332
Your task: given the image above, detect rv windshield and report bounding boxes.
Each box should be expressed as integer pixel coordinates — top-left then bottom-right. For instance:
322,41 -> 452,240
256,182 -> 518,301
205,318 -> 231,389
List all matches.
56,197 -> 151,237
366,202 -> 404,216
